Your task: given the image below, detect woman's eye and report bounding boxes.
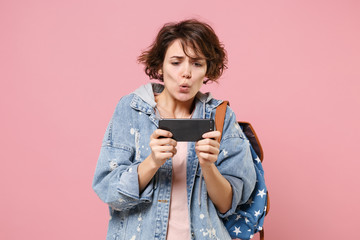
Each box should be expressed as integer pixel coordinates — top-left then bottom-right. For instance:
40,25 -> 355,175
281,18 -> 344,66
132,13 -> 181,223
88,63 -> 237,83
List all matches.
194,62 -> 203,67
171,62 -> 180,65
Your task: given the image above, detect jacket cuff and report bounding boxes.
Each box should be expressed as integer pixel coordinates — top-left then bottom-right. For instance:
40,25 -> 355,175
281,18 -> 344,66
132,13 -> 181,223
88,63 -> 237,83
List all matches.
117,163 -> 154,202
217,175 -> 244,218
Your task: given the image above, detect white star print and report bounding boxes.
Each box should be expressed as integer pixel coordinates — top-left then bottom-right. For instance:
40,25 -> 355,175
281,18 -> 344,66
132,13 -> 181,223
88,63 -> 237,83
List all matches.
254,210 -> 261,217
233,226 -> 241,236
255,157 -> 261,164
257,189 -> 266,198
245,217 -> 250,223
223,149 -> 228,157
235,215 -> 241,221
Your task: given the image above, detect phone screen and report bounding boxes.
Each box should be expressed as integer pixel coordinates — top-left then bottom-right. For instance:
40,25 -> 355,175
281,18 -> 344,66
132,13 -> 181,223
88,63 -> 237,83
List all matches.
158,119 -> 214,142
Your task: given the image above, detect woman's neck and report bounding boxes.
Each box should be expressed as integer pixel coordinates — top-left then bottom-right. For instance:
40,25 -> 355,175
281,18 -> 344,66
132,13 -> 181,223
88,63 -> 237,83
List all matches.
155,90 -> 195,119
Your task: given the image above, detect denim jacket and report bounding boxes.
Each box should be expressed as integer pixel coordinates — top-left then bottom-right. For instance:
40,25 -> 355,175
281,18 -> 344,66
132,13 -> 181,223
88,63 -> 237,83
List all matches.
92,83 -> 256,240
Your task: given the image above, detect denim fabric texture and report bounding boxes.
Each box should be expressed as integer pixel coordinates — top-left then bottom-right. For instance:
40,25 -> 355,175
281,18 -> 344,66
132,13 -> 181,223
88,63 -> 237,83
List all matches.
92,83 -> 256,240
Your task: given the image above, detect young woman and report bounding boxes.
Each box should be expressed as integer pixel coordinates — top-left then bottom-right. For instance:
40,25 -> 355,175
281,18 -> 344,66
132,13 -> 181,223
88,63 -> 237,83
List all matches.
93,19 -> 256,240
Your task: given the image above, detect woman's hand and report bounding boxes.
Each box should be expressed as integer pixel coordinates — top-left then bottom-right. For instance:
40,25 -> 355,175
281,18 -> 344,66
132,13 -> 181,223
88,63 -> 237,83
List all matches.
195,131 -> 221,168
138,129 -> 177,192
149,129 -> 177,168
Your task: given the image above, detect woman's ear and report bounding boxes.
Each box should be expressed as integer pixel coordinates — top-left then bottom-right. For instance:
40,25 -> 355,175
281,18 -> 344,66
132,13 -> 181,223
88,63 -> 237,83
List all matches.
157,68 -> 164,80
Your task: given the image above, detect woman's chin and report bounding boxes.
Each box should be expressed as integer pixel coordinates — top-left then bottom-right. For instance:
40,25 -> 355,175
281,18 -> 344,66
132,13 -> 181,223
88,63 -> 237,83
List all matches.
175,92 -> 196,103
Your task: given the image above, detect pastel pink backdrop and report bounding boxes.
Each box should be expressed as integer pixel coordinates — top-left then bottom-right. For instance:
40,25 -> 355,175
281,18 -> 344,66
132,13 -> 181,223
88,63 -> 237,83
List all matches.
1,0 -> 359,239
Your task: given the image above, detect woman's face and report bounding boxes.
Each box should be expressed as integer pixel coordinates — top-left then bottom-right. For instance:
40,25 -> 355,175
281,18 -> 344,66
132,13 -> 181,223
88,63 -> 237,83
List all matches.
160,39 -> 207,103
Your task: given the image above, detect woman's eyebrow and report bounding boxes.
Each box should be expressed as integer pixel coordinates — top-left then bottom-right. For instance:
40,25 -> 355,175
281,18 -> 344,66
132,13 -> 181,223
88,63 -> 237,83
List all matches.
170,56 -> 205,61
170,56 -> 185,59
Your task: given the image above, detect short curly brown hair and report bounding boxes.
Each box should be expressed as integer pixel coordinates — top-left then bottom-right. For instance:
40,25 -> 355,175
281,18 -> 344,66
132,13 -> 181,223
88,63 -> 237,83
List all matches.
137,19 -> 228,83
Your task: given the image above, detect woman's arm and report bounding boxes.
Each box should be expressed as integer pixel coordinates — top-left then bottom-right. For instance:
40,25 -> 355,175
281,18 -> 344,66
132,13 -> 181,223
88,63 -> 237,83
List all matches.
93,97 -> 163,211
196,106 -> 257,216
195,131 -> 233,214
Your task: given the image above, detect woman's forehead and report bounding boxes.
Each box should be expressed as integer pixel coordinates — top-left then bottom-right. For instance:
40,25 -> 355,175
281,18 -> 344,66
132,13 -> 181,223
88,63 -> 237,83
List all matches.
166,39 -> 205,59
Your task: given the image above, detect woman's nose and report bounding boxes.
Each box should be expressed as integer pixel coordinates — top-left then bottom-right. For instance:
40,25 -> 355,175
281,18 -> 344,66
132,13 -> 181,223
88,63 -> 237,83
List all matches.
182,63 -> 192,79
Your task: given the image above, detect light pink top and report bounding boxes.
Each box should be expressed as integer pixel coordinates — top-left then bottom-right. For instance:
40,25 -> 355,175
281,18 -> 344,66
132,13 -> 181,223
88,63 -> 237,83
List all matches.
166,141 -> 190,240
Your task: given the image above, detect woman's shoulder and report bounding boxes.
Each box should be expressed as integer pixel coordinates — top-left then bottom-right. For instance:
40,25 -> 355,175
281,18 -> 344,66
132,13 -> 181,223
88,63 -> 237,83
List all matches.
114,83 -> 157,112
112,91 -> 156,120
112,93 -> 136,114
206,98 -> 236,119
212,101 -> 246,140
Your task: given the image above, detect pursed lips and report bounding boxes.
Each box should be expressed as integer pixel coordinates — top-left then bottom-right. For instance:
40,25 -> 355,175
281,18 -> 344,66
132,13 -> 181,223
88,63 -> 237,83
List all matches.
179,84 -> 190,93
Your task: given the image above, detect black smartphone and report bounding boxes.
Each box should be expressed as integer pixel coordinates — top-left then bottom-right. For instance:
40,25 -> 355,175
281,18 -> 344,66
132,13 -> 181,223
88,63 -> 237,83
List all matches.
158,119 -> 214,142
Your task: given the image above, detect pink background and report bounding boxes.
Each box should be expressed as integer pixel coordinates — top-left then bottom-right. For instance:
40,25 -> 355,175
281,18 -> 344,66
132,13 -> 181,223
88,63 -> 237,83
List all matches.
1,0 -> 359,239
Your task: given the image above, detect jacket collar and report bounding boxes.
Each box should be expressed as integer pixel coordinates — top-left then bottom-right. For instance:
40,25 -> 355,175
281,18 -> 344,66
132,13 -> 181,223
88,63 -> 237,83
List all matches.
130,83 -> 222,116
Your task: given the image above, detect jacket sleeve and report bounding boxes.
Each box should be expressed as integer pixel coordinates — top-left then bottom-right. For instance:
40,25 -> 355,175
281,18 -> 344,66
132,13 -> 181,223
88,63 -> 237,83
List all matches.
92,98 -> 155,211
214,106 -> 257,218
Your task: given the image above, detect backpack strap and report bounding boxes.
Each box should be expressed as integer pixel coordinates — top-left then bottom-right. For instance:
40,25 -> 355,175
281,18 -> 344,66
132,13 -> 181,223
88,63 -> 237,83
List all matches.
238,121 -> 264,162
215,101 -> 229,143
260,228 -> 265,240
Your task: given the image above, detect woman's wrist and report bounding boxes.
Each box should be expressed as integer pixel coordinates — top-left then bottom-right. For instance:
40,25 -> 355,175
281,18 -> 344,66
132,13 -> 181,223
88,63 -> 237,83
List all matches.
199,161 -> 216,174
138,155 -> 161,192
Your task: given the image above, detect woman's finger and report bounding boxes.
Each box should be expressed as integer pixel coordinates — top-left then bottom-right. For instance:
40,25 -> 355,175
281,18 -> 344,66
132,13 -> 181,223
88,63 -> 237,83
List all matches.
196,138 -> 220,149
202,130 -> 221,140
152,145 -> 177,154
151,129 -> 172,139
195,144 -> 220,155
152,137 -> 177,147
